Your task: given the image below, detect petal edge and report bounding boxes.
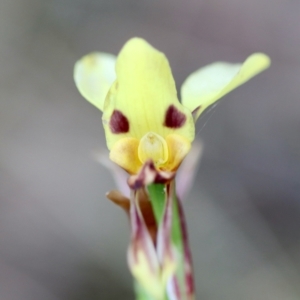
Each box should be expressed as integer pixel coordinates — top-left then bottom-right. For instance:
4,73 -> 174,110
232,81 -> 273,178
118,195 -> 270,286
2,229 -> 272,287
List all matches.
74,52 -> 116,111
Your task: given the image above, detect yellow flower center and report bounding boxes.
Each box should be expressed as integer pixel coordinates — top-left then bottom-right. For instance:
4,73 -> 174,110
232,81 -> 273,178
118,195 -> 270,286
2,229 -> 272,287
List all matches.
138,132 -> 168,167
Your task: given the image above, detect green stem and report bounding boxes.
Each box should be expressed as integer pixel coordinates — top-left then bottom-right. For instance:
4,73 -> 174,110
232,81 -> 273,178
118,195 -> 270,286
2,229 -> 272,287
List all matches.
147,183 -> 165,222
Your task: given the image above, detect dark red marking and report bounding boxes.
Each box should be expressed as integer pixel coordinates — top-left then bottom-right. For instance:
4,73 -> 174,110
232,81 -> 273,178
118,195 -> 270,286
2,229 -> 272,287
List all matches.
164,105 -> 186,128
109,110 -> 129,133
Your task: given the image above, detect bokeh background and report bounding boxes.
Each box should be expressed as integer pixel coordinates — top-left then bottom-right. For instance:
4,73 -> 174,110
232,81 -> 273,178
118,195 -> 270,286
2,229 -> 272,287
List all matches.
1,0 -> 300,299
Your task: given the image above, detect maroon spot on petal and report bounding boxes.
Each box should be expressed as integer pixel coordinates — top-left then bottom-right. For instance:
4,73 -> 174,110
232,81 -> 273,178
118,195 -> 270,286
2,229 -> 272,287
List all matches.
109,110 -> 129,133
164,105 -> 186,128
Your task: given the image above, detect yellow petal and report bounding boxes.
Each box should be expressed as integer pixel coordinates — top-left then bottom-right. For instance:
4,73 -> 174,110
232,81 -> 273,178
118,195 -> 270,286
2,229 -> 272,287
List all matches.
109,137 -> 142,174
102,38 -> 195,150
163,134 -> 191,172
74,52 -> 116,111
181,53 -> 271,120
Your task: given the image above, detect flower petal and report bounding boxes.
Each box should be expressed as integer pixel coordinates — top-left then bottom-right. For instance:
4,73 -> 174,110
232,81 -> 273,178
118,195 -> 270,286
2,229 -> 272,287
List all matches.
102,38 -> 195,150
176,140 -> 203,200
109,137 -> 142,174
181,53 -> 271,121
74,52 -> 116,111
95,150 -> 130,196
163,134 -> 191,172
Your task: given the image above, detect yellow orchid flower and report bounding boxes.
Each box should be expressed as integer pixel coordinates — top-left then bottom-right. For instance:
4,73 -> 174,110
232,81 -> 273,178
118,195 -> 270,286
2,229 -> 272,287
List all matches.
74,38 -> 270,174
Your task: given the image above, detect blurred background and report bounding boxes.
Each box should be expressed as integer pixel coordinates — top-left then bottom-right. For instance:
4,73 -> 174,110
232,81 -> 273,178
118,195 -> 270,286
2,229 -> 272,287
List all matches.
1,0 -> 300,299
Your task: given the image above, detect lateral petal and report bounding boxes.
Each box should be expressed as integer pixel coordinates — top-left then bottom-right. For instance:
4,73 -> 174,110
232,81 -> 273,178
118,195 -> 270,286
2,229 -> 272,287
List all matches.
181,53 -> 271,120
74,52 -> 116,111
